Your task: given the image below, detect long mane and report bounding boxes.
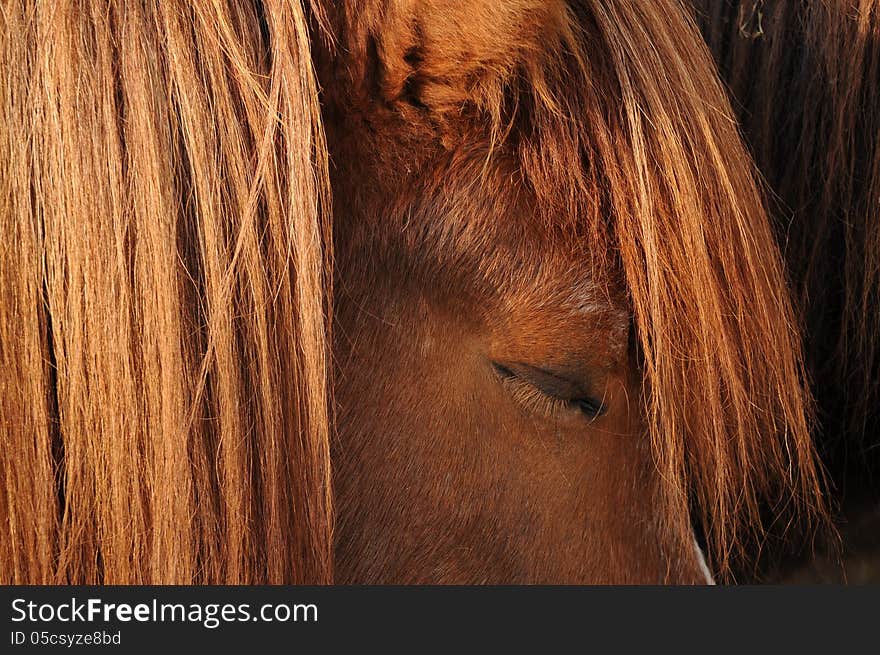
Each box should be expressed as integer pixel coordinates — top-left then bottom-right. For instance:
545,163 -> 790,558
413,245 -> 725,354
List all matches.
695,0 -> 880,498
1,0 -> 830,584
1,0 -> 332,583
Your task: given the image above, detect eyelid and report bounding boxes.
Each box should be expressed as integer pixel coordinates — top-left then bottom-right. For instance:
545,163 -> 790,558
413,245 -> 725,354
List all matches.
492,361 -> 585,400
492,361 -> 606,418
495,370 -> 575,419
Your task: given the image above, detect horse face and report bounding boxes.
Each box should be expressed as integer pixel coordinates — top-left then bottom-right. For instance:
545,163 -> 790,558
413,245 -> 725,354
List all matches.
331,202 -> 712,583
319,1 -> 713,583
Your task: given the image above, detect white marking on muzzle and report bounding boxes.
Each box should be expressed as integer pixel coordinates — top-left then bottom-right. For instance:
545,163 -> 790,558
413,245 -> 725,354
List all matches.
693,536 -> 715,585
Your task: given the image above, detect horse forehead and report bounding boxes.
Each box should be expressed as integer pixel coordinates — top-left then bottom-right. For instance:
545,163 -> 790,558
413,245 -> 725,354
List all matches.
486,255 -> 631,366
501,246 -> 627,317
564,275 -> 621,317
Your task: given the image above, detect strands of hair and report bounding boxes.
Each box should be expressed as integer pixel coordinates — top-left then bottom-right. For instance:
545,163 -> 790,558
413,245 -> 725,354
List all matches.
0,0 -> 332,583
695,0 -> 880,497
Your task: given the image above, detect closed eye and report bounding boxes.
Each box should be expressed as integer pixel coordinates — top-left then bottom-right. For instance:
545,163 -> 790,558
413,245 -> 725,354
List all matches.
492,361 -> 606,420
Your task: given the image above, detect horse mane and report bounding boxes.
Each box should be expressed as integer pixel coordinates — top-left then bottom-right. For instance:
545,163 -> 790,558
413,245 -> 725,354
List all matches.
695,0 -> 880,489
1,0 -> 830,584
1,0 -> 332,583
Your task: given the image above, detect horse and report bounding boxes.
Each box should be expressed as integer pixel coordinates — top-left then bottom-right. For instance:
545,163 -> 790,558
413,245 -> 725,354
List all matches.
0,0 -> 829,584
695,0 -> 880,530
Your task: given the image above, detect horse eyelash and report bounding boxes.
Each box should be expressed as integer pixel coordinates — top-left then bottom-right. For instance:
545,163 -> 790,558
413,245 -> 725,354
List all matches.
501,374 -> 573,419
495,367 -> 604,420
